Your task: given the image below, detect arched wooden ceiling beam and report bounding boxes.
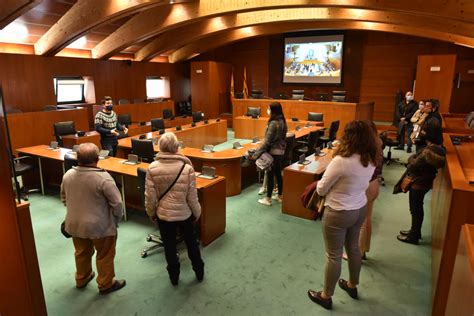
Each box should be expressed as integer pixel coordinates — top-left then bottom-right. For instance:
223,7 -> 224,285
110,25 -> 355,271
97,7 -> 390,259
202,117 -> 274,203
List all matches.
34,0 -> 194,56
170,20 -> 474,62
137,7 -> 474,61
93,0 -> 474,60
0,0 -> 42,29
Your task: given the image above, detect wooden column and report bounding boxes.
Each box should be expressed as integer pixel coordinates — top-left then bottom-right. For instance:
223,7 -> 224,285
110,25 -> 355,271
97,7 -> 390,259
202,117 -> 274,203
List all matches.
414,55 -> 456,113
0,112 -> 46,313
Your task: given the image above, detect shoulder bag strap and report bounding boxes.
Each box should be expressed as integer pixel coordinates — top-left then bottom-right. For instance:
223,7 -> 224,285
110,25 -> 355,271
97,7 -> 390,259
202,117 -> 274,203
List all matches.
158,163 -> 186,201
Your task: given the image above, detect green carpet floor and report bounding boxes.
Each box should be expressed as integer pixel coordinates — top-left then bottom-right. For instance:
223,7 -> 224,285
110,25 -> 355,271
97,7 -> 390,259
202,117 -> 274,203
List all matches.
28,134 -> 431,315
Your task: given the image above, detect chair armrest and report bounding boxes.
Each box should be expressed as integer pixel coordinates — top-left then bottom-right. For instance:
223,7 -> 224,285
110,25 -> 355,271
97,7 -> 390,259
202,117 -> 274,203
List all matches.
14,156 -> 32,162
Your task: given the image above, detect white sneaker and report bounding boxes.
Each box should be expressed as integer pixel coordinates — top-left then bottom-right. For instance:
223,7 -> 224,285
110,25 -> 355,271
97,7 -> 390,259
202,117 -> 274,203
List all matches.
272,195 -> 283,203
258,187 -> 266,195
273,187 -> 278,194
258,197 -> 272,206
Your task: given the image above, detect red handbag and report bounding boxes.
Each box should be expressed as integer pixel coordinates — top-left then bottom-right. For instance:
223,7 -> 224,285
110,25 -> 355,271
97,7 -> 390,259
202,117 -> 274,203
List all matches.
301,181 -> 317,208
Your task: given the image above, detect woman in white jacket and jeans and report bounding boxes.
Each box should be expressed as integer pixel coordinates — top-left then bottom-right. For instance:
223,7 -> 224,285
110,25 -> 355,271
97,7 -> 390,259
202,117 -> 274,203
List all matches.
145,132 -> 204,285
307,121 -> 377,310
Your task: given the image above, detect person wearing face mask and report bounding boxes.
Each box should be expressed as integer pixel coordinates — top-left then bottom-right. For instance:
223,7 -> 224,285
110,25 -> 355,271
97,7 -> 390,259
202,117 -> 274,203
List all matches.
410,100 -> 429,143
395,91 -> 418,153
255,102 -> 288,206
415,100 -> 443,153
94,96 -> 128,156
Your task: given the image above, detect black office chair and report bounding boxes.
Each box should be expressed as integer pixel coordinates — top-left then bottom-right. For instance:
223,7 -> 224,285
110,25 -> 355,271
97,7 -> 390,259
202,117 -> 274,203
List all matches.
320,120 -> 340,148
380,130 -> 404,166
307,112 -> 323,122
12,153 -> 37,200
64,153 -> 78,172
292,90 -> 305,100
282,133 -> 296,167
246,107 -> 261,117
251,90 -> 264,99
192,111 -> 203,122
137,167 -> 164,258
163,108 -> 173,119
43,105 -> 57,111
294,130 -> 320,157
53,121 -> 76,147
131,138 -> 155,163
118,99 -> 130,105
150,118 -> 165,132
118,113 -> 132,126
133,98 -> 144,104
332,91 -> 346,102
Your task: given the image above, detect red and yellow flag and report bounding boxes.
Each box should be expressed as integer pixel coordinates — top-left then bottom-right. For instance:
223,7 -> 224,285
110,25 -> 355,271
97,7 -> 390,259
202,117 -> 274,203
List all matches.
243,66 -> 249,99
230,68 -> 235,99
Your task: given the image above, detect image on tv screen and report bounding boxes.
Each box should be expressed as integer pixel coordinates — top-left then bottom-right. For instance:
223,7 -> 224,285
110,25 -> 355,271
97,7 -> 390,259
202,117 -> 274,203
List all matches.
283,35 -> 344,84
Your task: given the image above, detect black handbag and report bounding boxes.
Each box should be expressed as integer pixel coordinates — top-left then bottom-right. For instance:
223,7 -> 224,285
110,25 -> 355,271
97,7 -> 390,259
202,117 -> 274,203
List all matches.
60,221 -> 72,238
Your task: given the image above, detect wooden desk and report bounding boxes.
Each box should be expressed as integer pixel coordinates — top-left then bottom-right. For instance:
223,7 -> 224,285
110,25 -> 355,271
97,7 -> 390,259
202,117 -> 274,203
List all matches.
282,152 -> 332,220
62,131 -> 101,148
117,119 -> 228,156
8,108 -> 90,153
441,113 -> 473,134
233,116 -> 323,139
15,145 -> 226,246
431,134 -> 474,315
445,224 -> 474,316
119,124 -> 323,196
124,116 -> 193,137
232,99 -> 374,137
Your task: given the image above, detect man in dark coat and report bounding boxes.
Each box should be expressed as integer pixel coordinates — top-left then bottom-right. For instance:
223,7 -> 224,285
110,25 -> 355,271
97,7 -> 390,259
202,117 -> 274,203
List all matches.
395,91 -> 418,153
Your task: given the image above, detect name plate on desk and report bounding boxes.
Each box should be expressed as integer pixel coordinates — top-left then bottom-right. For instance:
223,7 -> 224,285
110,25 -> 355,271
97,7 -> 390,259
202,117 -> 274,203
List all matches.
233,142 -> 243,149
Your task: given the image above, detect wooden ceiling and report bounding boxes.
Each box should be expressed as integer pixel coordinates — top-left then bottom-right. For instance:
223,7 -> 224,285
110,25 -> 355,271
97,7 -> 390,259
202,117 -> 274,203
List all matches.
1,0 -> 473,62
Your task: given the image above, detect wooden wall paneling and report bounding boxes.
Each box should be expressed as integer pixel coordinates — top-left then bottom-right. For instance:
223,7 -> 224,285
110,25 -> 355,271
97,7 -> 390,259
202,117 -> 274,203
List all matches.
414,54 -> 457,113
8,108 -> 90,153
0,53 -> 190,113
445,224 -> 474,316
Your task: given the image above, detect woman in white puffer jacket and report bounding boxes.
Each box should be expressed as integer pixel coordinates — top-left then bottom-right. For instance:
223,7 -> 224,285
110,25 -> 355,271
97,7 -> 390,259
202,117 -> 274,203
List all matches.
145,132 -> 204,285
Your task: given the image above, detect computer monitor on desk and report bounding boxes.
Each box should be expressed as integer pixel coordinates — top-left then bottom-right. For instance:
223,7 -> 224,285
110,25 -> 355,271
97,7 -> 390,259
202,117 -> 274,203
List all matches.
246,107 -> 261,118
131,138 -> 155,163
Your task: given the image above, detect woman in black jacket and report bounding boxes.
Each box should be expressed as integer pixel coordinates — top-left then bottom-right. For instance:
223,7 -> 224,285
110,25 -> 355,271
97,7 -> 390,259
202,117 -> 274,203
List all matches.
255,102 -> 288,206
397,133 -> 446,245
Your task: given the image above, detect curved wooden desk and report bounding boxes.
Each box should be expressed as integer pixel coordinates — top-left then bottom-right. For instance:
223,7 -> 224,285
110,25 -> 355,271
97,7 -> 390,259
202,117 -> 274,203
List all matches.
233,116 -> 323,139
118,122 -> 323,196
431,134 -> 474,315
441,113 -> 474,134
15,145 -> 226,246
232,98 -> 374,137
117,119 -> 227,156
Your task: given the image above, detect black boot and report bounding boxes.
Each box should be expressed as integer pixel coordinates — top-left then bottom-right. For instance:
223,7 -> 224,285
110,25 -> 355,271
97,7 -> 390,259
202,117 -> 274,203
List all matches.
397,234 -> 419,245
167,263 -> 180,286
193,261 -> 205,282
399,230 -> 422,239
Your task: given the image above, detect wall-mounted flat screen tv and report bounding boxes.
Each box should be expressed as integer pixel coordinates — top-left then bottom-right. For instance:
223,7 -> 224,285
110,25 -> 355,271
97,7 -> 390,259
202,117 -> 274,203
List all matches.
283,34 -> 344,84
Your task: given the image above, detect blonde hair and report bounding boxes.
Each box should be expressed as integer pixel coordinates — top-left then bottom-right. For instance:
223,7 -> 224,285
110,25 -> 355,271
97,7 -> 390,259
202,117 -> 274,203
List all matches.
158,132 -> 179,153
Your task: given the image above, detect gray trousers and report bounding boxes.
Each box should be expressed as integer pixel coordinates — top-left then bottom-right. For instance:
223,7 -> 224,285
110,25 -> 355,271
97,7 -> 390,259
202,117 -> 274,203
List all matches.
322,205 -> 368,296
